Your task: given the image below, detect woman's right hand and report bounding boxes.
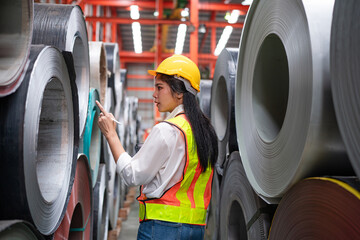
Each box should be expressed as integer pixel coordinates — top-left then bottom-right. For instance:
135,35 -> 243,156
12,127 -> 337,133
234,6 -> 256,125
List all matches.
96,100 -> 117,139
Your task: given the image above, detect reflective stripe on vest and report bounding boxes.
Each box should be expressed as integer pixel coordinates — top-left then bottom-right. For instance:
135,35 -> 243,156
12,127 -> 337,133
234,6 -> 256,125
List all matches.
137,114 -> 213,225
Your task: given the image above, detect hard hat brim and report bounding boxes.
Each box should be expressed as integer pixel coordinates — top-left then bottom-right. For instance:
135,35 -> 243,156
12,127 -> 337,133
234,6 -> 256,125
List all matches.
148,70 -> 157,76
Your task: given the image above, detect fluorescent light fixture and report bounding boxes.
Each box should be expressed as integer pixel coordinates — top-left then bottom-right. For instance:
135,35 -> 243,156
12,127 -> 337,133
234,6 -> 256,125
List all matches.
132,22 -> 142,53
175,24 -> 187,54
214,26 -> 233,56
228,10 -> 240,24
242,0 -> 253,5
130,5 -> 139,20
181,8 -> 189,17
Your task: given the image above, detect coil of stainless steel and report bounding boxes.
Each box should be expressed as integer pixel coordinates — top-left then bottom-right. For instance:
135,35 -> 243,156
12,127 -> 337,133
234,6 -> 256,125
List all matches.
82,88 -> 101,188
52,154 -> 92,240
32,3 -> 90,138
92,164 -> 109,240
108,169 -> 122,230
197,79 -> 212,119
0,0 -> 33,96
101,87 -> 115,165
211,48 -> 239,169
219,151 -> 271,239
269,177 -> 360,239
89,41 -> 108,105
104,43 -> 121,113
0,45 -> 79,235
330,0 -> 360,178
235,0 -> 353,203
204,171 -> 220,240
0,220 -> 44,240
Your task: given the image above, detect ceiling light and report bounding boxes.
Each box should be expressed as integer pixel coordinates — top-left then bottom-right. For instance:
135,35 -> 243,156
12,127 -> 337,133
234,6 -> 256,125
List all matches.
175,24 -> 187,54
132,22 -> 142,53
153,11 -> 159,17
214,26 -> 233,56
130,5 -> 139,20
181,8 -> 189,17
228,10 -> 240,24
242,0 -> 253,5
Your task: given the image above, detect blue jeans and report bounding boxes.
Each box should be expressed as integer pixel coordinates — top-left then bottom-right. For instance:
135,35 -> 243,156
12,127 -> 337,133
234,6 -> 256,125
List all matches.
137,220 -> 205,240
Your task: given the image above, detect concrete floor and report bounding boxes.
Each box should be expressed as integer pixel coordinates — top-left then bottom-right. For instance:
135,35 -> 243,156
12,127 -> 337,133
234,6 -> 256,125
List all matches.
118,196 -> 140,239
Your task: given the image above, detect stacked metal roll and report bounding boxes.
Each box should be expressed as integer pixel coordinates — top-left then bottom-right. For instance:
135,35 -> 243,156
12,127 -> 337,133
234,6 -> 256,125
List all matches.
197,79 -> 212,119
269,177 -> 360,239
330,0 -> 360,178
32,3 -> 90,138
235,0 -> 352,204
0,45 -> 78,236
52,154 -> 92,239
0,0 -> 33,96
0,220 -> 44,240
211,48 -> 239,170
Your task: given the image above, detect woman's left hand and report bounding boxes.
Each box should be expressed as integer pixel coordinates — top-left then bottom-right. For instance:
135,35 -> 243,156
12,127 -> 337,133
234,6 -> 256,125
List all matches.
96,100 -> 117,139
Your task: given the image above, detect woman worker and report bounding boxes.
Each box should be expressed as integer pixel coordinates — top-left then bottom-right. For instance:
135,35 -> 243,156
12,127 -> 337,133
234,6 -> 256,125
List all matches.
96,54 -> 218,239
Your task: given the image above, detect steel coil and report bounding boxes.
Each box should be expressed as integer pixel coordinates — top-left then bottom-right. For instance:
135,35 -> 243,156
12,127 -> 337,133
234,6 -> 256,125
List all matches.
0,0 -> 33,96
204,171 -> 220,240
235,0 -> 353,203
92,164 -> 109,240
0,45 -> 79,235
331,0 -> 360,178
211,48 -> 239,169
32,3 -> 90,138
52,154 -> 92,240
101,87 -> 114,165
0,220 -> 44,240
269,177 -> 360,239
108,169 -> 122,230
219,151 -> 271,239
197,79 -> 212,119
89,41 -> 108,105
82,88 -> 101,188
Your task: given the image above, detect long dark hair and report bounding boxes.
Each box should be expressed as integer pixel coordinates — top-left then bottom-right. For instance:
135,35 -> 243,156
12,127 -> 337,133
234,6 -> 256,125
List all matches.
159,74 -> 218,172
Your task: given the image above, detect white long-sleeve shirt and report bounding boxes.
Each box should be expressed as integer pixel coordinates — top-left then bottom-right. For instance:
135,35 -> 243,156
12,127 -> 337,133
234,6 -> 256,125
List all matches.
116,104 -> 186,198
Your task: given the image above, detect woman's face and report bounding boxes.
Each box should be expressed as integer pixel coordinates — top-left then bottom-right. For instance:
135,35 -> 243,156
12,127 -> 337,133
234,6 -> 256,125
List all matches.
153,76 -> 183,112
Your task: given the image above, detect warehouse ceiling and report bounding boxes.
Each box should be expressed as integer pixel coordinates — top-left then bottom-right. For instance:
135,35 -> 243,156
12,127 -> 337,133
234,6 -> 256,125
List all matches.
83,0 -> 249,76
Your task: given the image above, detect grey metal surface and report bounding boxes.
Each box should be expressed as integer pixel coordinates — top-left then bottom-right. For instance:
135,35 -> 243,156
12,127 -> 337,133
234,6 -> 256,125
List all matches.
235,0 -> 352,203
331,0 -> 360,178
33,3 -> 90,138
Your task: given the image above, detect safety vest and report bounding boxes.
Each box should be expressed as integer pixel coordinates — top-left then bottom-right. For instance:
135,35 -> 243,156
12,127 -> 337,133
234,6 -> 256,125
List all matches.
137,114 -> 213,225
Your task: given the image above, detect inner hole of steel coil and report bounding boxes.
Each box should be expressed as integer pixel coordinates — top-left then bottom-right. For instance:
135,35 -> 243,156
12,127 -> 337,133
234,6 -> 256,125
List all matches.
36,78 -> 69,203
90,110 -> 100,169
228,200 -> 247,240
253,33 -> 289,142
0,0 -> 30,83
213,76 -> 229,140
68,203 -> 83,240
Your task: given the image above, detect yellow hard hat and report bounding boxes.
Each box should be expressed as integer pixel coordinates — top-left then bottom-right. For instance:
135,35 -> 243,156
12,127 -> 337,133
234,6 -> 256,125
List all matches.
148,54 -> 201,92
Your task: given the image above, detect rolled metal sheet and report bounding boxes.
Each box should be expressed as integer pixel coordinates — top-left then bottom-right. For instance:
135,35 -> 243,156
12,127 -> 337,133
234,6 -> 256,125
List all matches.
211,48 -> 239,169
32,3 -> 90,138
52,154 -> 92,240
0,220 -> 44,240
331,0 -> 360,178
104,43 -> 121,107
269,177 -> 360,239
197,79 -> 212,119
219,151 -> 271,240
82,88 -> 101,188
0,0 -> 33,96
101,87 -> 114,165
89,41 -> 108,105
204,171 -> 220,240
92,164 -> 109,240
108,168 -> 122,230
0,45 -> 79,235
235,0 -> 353,203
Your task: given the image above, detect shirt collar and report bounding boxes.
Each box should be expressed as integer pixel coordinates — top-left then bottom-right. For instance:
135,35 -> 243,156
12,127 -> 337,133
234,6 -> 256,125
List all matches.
165,104 -> 184,120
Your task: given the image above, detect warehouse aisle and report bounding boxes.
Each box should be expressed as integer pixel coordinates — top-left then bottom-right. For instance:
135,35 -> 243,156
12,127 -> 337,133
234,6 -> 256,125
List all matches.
118,191 -> 140,239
